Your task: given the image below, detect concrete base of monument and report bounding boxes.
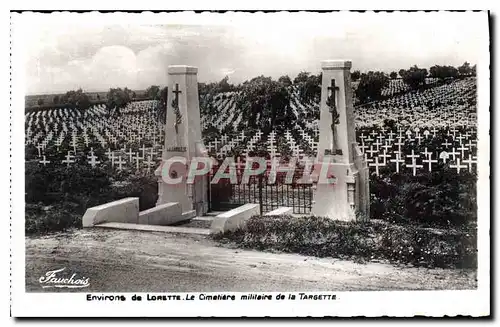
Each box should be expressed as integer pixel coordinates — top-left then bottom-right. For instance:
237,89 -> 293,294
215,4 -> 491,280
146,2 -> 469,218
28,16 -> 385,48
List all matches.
311,183 -> 357,221
264,207 -> 293,216
82,198 -> 140,227
138,203 -> 196,226
82,197 -> 198,229
310,159 -> 368,221
210,203 -> 260,234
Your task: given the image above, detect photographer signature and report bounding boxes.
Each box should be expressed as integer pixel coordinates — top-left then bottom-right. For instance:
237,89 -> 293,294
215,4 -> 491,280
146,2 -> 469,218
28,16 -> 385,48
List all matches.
39,268 -> 90,288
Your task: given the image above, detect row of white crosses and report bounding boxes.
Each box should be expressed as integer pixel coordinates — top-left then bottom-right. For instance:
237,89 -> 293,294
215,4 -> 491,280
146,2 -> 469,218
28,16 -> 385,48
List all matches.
201,87 -> 318,138
227,130 -> 246,155
356,102 -> 476,130
205,129 -> 286,160
202,94 -> 237,131
27,76 -> 477,173
205,130 -> 246,158
357,125 -> 476,152
105,145 -> 159,172
366,146 -> 477,176
289,95 -> 301,118
38,145 -> 162,173
200,122 -> 477,174
241,129 -> 264,157
380,79 -> 410,97
26,101 -> 165,161
284,129 -> 304,159
267,131 -> 279,158
378,78 -> 439,97
198,77 -> 475,149
285,97 -> 319,151
374,126 -> 472,144
291,90 -> 321,117
289,89 -> 313,118
377,78 -> 476,110
355,78 -> 476,129
204,121 -> 320,161
224,98 -> 241,130
299,128 -> 319,152
202,78 -> 437,136
353,124 -> 478,176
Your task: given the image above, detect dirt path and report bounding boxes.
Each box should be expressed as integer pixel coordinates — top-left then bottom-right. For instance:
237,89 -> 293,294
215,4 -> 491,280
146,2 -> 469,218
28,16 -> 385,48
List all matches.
26,228 -> 476,292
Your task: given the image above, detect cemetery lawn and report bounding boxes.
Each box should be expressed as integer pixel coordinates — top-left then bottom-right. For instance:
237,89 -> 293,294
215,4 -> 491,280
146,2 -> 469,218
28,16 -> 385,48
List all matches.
25,227 -> 476,292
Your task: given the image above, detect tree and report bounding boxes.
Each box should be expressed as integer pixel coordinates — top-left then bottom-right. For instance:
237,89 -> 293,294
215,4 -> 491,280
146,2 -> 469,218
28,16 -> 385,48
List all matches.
355,71 -> 389,103
399,65 -> 428,89
236,76 -> 291,131
106,87 -> 132,115
429,66 -> 438,79
37,98 -> 45,106
278,75 -> 293,87
351,70 -> 361,81
155,86 -> 168,123
146,85 -> 160,100
217,76 -> 234,93
60,89 -> 91,110
293,71 -> 311,84
389,72 -> 398,79
53,95 -> 60,105
294,72 -> 321,104
458,62 -> 472,76
471,64 -> 477,76
198,76 -> 236,96
429,65 -> 458,80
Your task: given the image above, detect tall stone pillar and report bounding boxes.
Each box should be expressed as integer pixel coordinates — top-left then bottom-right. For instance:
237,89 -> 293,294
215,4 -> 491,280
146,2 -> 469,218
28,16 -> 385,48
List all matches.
311,60 -> 370,221
155,65 -> 208,216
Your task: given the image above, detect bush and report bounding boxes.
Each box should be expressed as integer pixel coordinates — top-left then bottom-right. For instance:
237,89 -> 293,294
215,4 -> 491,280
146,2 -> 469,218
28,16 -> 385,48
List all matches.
26,203 -> 82,235
213,215 -> 477,269
355,71 -> 389,103
107,174 -> 158,211
399,66 -> 428,89
25,161 -> 112,204
236,76 -> 292,130
25,161 -> 159,234
60,89 -> 91,110
370,168 -> 477,227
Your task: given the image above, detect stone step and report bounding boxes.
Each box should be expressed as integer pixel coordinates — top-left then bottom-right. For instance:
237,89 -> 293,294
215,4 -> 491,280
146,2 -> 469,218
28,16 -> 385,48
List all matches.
174,218 -> 213,229
205,211 -> 225,217
192,216 -> 214,221
95,222 -> 210,235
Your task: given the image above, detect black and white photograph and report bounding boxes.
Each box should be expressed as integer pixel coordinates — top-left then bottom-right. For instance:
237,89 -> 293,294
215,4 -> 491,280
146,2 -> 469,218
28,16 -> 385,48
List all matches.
9,10 -> 490,317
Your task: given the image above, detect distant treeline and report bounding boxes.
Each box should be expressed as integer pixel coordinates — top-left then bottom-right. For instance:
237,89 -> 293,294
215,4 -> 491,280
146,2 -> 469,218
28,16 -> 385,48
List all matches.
24,98 -> 153,114
25,89 -> 150,111
25,61 -> 476,114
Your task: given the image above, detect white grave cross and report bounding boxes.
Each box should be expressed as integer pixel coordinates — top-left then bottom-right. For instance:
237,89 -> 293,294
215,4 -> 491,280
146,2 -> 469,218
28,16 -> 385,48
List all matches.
390,153 -> 404,173
62,152 -> 75,167
449,158 -> 467,174
422,153 -> 438,172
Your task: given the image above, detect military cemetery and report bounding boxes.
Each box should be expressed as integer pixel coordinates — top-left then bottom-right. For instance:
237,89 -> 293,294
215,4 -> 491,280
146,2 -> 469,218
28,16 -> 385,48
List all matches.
25,63 -> 478,230
19,13 -> 486,299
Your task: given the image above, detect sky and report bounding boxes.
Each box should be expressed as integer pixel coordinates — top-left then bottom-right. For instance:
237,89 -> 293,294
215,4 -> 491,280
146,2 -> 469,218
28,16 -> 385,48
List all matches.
20,12 -> 487,94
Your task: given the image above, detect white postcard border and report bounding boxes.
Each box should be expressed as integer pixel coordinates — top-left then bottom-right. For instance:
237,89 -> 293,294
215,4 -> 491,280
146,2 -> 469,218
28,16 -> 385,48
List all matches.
10,10 -> 491,317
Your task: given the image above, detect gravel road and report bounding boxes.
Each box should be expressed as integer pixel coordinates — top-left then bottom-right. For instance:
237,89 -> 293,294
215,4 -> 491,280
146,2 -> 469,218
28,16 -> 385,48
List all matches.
25,228 -> 477,292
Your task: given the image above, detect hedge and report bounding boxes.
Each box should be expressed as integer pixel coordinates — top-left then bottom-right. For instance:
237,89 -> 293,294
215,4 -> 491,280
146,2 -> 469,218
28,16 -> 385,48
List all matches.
213,215 -> 477,269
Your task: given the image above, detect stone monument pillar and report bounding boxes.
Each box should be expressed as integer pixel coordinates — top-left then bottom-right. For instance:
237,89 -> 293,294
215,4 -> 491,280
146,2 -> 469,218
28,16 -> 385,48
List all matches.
155,65 -> 208,216
311,60 -> 370,221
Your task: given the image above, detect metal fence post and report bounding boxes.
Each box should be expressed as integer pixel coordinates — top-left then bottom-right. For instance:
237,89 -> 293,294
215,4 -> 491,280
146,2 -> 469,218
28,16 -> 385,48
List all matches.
207,172 -> 211,212
258,173 -> 263,215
